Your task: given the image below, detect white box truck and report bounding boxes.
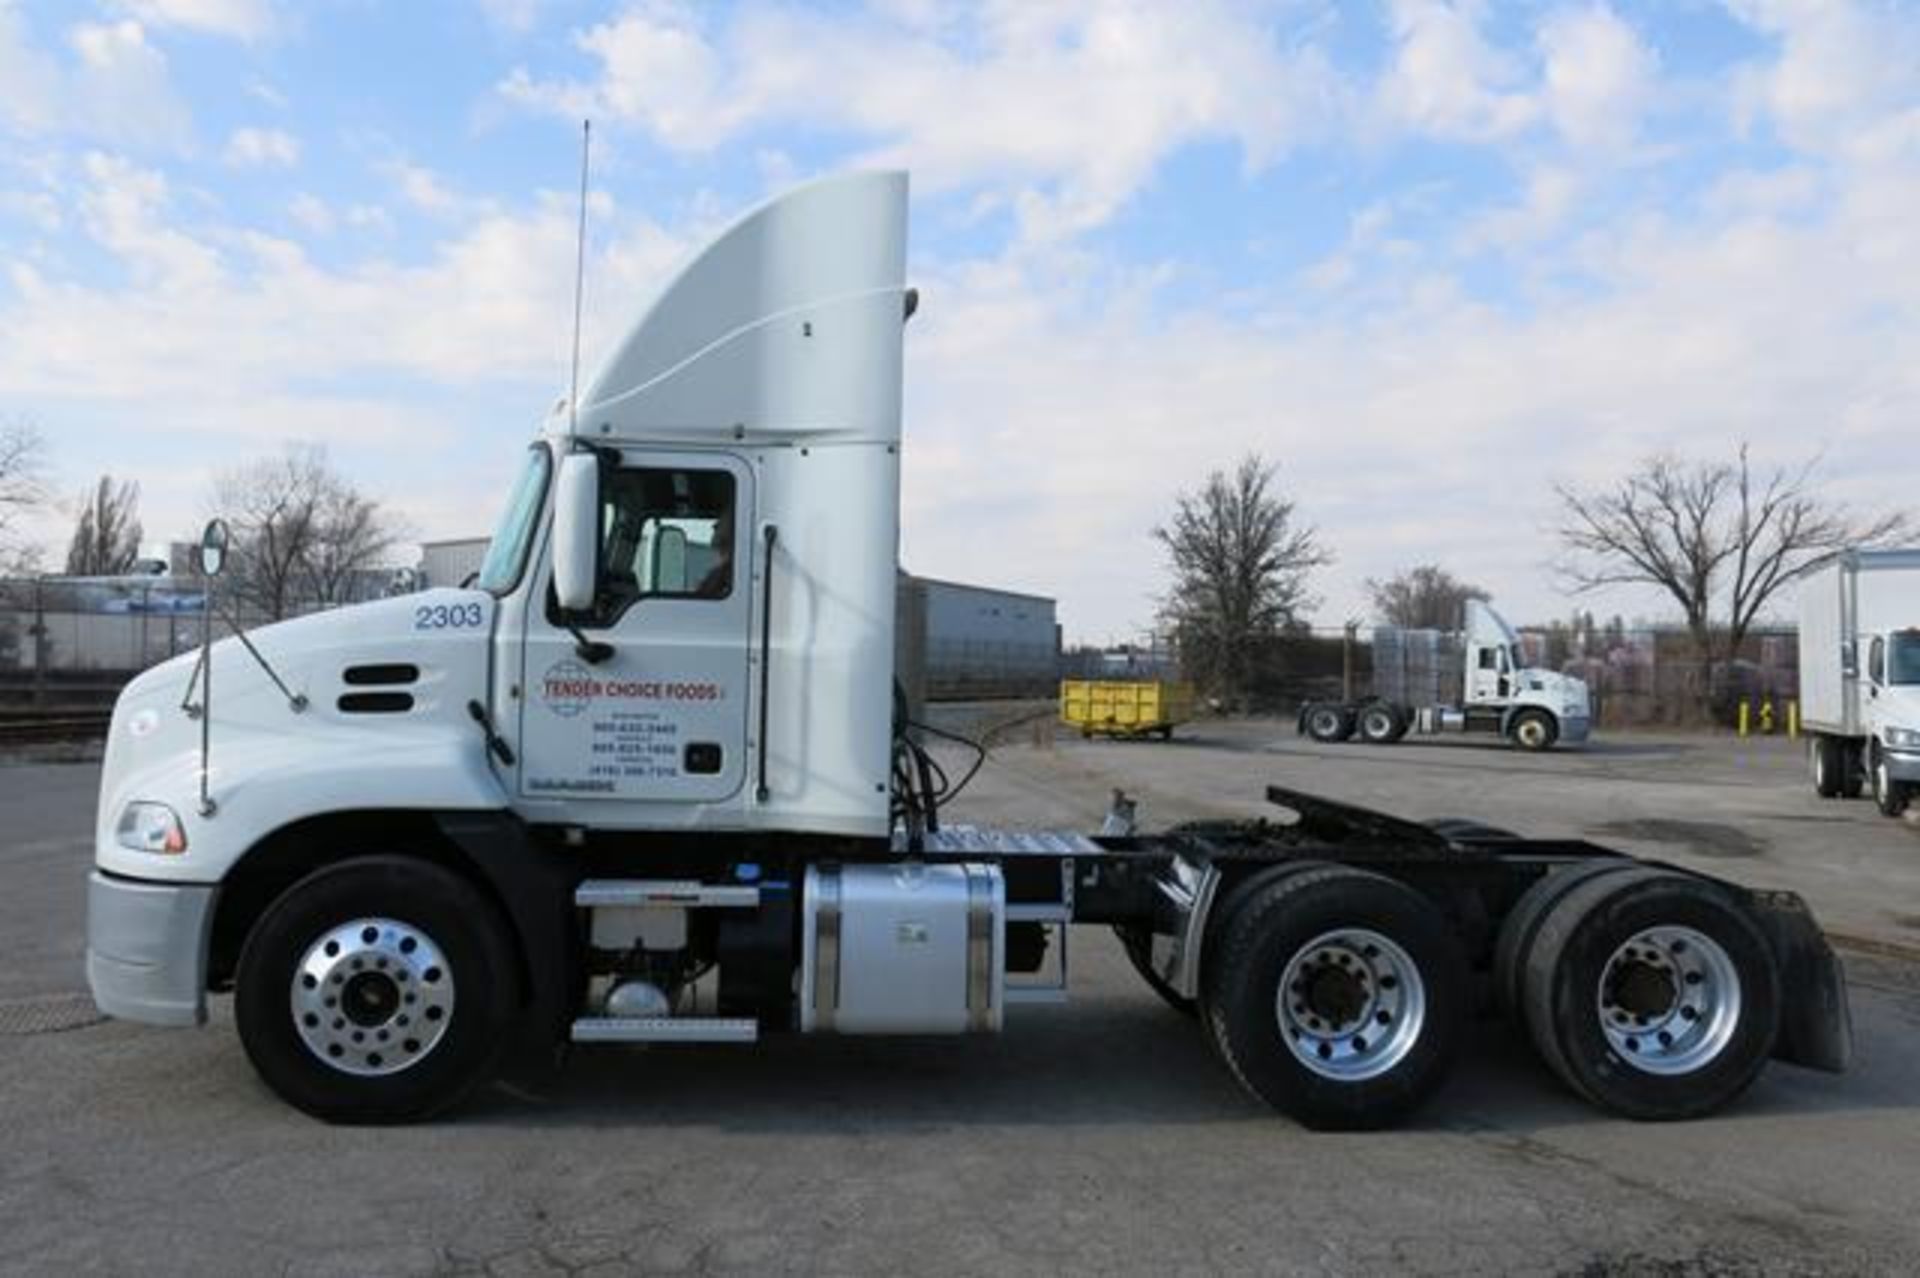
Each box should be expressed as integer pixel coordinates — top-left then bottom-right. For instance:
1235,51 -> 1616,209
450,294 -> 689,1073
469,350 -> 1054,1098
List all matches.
1799,549 -> 1920,817
84,172 -> 1847,1130
1299,600 -> 1592,751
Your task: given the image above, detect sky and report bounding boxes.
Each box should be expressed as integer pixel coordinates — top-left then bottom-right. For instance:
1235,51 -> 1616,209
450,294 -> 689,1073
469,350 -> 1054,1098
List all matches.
1,0 -> 1916,644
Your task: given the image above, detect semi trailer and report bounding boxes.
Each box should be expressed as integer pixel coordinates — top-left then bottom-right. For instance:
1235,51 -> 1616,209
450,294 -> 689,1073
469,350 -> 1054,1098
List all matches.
1300,600 -> 1592,751
87,172 -> 1848,1129
1799,549 -> 1920,817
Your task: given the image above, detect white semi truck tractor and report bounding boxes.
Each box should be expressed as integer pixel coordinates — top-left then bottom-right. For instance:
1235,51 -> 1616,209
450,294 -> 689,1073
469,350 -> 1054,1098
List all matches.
1300,601 -> 1592,752
87,173 -> 1848,1129
1799,549 -> 1920,818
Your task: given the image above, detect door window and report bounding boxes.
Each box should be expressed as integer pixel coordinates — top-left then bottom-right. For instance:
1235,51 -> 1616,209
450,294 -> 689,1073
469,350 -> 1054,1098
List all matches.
558,466 -> 736,627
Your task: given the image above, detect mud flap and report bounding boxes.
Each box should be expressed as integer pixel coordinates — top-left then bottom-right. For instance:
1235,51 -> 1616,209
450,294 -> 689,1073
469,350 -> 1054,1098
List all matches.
1748,889 -> 1852,1074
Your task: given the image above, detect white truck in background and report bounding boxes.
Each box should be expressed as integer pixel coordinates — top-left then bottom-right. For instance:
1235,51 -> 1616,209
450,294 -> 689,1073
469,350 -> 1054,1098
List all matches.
1799,549 -> 1920,817
1300,600 -> 1592,752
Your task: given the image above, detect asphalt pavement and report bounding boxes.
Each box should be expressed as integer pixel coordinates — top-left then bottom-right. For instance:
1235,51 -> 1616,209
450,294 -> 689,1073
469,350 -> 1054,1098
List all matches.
4,741 -> 1920,1275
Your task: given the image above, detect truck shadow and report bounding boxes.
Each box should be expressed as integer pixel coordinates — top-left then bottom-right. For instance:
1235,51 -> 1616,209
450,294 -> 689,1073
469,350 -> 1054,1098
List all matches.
465,984 -> 1917,1135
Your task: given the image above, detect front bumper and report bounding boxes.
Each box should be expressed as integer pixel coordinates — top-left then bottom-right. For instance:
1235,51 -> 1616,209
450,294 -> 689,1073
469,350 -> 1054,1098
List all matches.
1559,713 -> 1592,744
86,871 -> 218,1027
1882,747 -> 1920,783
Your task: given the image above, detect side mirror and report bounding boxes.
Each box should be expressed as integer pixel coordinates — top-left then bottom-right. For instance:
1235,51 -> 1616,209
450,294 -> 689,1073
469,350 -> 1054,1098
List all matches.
198,519 -> 230,578
552,452 -> 600,613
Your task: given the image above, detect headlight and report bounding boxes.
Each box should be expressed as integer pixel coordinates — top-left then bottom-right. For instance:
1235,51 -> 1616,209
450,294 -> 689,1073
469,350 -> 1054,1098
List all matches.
116,801 -> 188,855
1886,727 -> 1920,749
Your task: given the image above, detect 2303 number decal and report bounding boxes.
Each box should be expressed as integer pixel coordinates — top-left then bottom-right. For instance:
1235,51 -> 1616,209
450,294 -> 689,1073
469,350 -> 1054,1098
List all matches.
414,603 -> 486,630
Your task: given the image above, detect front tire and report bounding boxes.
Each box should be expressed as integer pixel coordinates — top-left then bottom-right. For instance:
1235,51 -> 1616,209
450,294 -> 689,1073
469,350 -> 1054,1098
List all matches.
1871,744 -> 1910,817
1509,709 -> 1559,752
235,857 -> 518,1124
1201,865 -> 1467,1130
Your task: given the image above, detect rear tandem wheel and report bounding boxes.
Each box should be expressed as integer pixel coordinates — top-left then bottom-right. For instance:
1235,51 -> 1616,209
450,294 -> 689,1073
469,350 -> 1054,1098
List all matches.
1518,869 -> 1780,1120
1199,864 -> 1468,1130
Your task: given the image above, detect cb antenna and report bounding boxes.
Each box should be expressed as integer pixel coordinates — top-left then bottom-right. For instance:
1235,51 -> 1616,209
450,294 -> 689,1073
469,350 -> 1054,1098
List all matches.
568,118 -> 591,435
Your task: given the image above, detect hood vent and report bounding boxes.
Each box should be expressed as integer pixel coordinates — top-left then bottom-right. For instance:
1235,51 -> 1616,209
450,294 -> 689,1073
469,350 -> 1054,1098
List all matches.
338,691 -> 414,714
343,663 -> 419,686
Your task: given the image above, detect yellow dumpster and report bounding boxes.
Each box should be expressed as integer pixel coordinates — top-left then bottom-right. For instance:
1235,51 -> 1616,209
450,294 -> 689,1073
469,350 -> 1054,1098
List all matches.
1059,679 -> 1194,740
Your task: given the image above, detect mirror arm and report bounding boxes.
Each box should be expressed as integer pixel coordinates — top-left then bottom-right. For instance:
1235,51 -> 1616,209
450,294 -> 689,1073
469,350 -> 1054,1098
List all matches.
567,624 -> 613,665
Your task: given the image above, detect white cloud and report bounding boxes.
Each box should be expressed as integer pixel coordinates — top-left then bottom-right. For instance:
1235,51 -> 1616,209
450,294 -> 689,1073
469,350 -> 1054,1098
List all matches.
287,191 -> 332,233
1538,5 -> 1657,151
501,0 -> 1341,241
476,0 -> 549,33
0,11 -> 191,148
1375,0 -> 1538,142
113,0 -> 273,42
223,126 -> 299,168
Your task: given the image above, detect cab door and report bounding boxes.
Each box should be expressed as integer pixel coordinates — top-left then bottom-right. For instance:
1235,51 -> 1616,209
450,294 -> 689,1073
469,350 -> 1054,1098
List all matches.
517,449 -> 753,804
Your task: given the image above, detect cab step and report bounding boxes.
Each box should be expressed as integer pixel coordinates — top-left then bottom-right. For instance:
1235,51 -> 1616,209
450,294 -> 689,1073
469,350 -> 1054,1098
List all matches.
570,1017 -> 760,1044
574,879 -> 761,909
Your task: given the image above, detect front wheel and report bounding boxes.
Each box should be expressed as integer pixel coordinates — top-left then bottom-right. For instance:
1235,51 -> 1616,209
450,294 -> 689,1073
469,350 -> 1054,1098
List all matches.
235,857 -> 519,1123
1509,709 -> 1559,752
1201,865 -> 1467,1130
1871,745 -> 1911,818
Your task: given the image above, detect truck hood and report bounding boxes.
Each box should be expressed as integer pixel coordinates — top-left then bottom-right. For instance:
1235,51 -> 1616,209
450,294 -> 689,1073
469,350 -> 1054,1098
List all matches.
1521,668 -> 1591,715
99,590 -> 500,867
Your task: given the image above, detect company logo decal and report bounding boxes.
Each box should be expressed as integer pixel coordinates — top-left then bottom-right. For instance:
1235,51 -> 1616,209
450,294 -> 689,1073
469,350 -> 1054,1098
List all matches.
538,660 -> 725,717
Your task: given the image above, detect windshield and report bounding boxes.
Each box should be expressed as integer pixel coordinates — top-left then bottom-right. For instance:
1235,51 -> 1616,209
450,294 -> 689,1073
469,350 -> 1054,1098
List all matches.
475,445 -> 551,595
1892,631 -> 1920,686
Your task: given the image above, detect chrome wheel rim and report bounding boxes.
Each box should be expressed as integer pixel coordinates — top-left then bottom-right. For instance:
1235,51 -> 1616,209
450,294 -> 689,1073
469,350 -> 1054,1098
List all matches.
1812,743 -> 1825,788
1363,710 -> 1394,739
1276,928 -> 1426,1081
291,917 -> 454,1077
1597,925 -> 1740,1076
1310,709 -> 1341,737
1517,718 -> 1547,747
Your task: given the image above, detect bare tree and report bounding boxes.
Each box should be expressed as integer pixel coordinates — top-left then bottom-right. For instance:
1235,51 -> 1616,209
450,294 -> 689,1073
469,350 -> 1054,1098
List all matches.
0,419 -> 47,572
65,476 -> 144,575
302,481 -> 401,607
1556,445 -> 1907,710
213,445 -> 403,620
1366,563 -> 1488,630
1155,455 -> 1330,706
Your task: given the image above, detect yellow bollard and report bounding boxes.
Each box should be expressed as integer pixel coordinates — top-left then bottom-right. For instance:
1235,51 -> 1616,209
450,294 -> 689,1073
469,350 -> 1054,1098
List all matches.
1788,699 -> 1799,740
1760,700 -> 1775,735
1737,700 -> 1750,737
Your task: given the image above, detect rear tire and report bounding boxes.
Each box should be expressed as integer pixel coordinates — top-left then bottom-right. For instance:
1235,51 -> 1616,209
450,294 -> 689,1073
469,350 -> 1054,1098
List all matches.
1810,737 -> 1842,799
1840,743 -> 1865,799
235,857 -> 518,1124
1357,702 -> 1402,745
1491,859 -> 1640,1020
1304,704 -> 1356,744
1520,870 -> 1780,1120
1509,709 -> 1559,752
1201,865 -> 1467,1130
